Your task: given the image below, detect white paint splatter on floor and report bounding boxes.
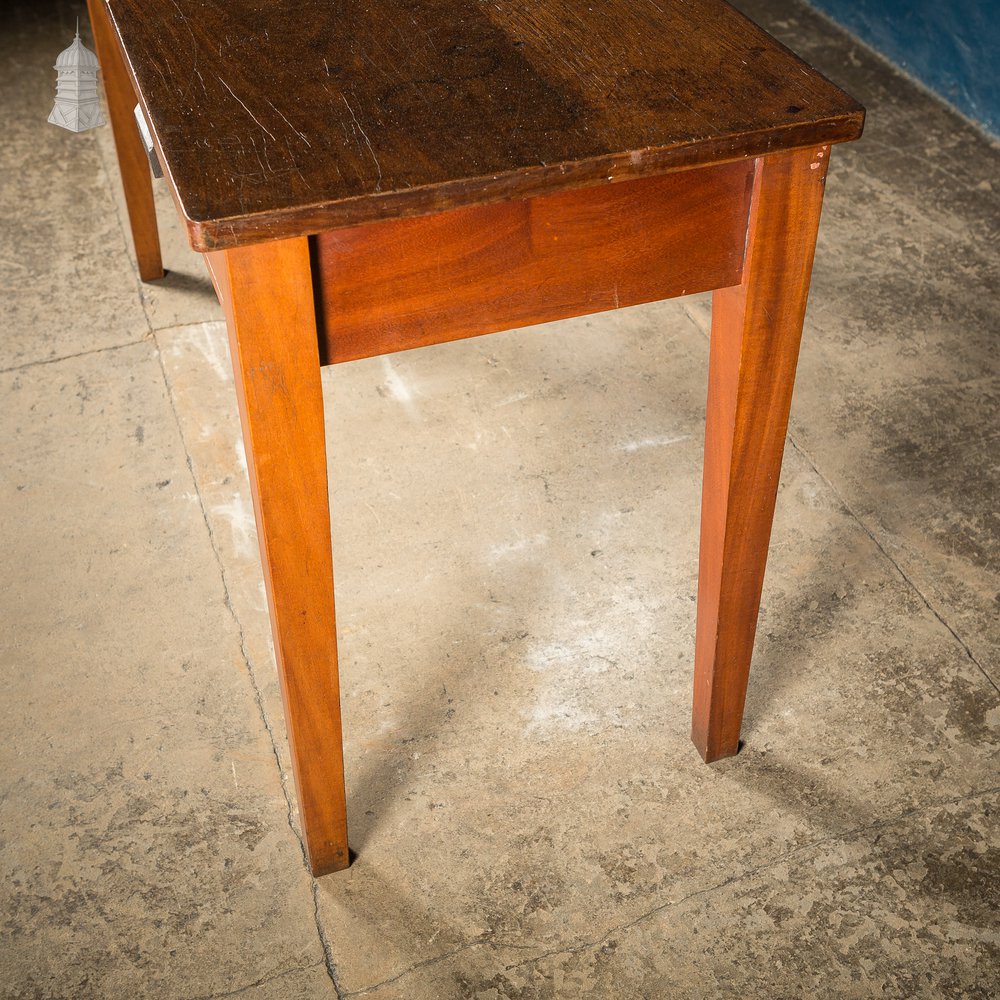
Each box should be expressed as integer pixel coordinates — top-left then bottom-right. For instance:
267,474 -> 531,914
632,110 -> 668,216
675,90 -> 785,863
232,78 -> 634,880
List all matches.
489,532 -> 549,560
211,491 -> 257,561
380,356 -> 419,419
618,434 -> 690,452
177,321 -> 231,384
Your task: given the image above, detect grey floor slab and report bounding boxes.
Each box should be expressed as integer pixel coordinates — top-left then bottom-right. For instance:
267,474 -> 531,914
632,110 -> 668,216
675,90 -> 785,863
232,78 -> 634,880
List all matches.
155,321 -> 287,773
0,345 -> 332,999
727,0 -> 1000,682
0,0 -> 150,370
363,789 -> 999,999
154,308 -> 998,997
310,319 -> 998,996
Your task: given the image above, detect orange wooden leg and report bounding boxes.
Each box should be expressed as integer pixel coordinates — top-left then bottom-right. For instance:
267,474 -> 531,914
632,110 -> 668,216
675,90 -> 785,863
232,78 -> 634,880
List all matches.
209,238 -> 350,875
692,146 -> 830,763
86,0 -> 164,281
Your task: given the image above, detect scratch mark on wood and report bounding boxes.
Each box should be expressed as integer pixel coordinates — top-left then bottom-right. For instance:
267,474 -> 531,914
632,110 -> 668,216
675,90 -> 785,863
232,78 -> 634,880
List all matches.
341,93 -> 383,189
219,77 -> 276,141
267,100 -> 312,147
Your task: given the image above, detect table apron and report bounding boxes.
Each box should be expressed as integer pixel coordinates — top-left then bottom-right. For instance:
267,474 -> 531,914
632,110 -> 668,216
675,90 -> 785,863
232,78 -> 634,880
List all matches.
309,159 -> 755,365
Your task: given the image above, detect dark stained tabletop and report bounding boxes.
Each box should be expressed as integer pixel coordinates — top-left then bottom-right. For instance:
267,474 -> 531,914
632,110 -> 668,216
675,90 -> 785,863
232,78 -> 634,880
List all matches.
103,0 -> 864,250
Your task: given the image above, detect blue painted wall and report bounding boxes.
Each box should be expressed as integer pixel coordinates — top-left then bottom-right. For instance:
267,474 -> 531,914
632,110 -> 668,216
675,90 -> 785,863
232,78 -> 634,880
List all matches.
810,0 -> 999,137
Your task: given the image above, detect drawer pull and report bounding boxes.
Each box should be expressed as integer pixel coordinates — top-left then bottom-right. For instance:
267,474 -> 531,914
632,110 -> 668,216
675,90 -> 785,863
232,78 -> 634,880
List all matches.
133,103 -> 163,178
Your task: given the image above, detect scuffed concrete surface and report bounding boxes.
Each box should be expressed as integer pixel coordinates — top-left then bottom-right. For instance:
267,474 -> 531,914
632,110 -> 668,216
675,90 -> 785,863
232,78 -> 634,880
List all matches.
1,0 -> 997,997
686,1 -> 1000,686
0,2 -> 148,368
0,344 -> 329,998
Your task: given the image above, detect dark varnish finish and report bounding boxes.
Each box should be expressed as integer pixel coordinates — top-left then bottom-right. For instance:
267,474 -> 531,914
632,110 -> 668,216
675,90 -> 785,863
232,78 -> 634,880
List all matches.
102,0 -> 864,249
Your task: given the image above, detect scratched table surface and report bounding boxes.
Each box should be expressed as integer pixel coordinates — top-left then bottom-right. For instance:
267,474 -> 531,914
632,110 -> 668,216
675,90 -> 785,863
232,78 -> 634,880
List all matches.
105,0 -> 864,248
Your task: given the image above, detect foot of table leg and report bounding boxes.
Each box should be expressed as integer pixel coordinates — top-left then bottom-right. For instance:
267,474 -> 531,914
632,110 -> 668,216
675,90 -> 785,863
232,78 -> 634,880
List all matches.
211,237 -> 349,875
692,146 -> 830,764
86,0 -> 164,282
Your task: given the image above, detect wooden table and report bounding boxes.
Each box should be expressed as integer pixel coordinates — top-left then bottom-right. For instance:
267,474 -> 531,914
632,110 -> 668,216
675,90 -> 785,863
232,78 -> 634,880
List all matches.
88,0 -> 863,875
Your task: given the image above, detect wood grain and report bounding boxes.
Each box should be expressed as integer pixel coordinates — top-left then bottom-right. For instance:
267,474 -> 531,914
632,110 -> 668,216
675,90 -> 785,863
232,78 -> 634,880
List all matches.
96,0 -> 863,249
209,238 -> 349,875
691,145 -> 830,764
87,0 -> 163,280
314,160 -> 754,364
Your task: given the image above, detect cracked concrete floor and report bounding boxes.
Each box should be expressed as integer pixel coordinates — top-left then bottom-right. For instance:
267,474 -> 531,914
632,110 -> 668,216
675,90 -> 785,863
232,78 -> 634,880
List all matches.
2,0 -> 998,997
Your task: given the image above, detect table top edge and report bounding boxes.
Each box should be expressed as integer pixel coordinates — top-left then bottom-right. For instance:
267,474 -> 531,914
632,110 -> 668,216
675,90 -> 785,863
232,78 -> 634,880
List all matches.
184,109 -> 864,252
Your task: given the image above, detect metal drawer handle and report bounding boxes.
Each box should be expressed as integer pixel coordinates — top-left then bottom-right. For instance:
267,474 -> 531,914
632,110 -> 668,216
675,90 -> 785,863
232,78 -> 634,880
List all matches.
133,103 -> 163,178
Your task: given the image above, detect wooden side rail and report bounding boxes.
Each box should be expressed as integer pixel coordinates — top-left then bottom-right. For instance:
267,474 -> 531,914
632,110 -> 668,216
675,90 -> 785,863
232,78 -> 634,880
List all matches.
313,161 -> 754,365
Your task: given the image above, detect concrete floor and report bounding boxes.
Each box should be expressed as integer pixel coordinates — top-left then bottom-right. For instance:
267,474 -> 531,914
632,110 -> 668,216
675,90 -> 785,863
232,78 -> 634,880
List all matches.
2,0 -> 998,997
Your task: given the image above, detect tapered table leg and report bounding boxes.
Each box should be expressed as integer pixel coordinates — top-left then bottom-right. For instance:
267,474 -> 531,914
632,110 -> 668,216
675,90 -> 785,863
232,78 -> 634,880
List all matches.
86,0 -> 163,281
692,145 -> 830,763
209,237 -> 350,875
